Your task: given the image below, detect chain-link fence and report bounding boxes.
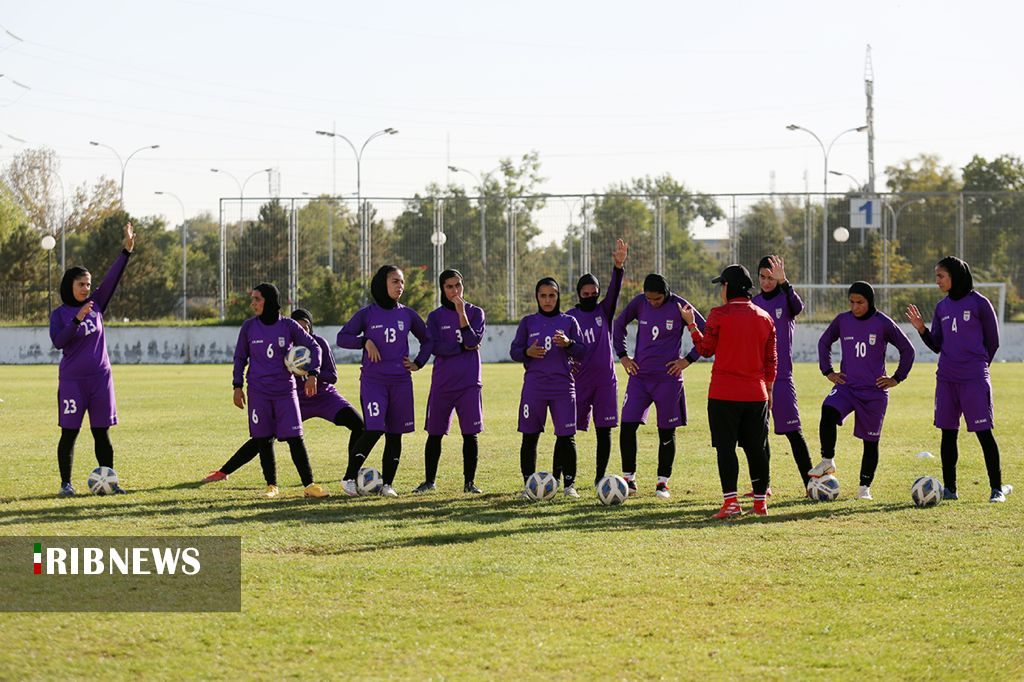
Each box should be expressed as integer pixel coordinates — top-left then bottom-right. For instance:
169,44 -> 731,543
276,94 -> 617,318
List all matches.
3,192 -> 1022,324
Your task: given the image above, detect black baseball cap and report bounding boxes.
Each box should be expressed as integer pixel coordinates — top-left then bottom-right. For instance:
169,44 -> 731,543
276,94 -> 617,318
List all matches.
711,264 -> 753,289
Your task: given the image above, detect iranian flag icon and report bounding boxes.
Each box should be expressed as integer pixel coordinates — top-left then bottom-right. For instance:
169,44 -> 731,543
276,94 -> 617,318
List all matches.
34,542 -> 41,574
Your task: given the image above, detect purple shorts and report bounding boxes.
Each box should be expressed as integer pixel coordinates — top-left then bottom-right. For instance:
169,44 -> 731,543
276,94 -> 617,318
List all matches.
575,380 -> 619,431
519,388 -> 577,436
299,384 -> 353,423
621,376 -> 686,428
361,378 -> 415,434
248,389 -> 303,440
58,373 -> 117,429
770,374 -> 802,435
822,384 -> 888,442
934,378 -> 994,432
426,386 -> 484,436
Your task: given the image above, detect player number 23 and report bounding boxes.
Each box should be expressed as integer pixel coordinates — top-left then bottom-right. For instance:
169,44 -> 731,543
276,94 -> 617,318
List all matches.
62,399 -> 77,414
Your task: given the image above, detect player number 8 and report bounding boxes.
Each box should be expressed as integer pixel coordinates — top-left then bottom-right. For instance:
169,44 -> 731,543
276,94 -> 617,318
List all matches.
523,403 -> 529,418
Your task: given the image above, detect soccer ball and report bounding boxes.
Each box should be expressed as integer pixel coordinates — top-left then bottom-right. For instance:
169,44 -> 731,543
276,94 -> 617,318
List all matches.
911,476 -> 943,508
524,472 -> 558,501
355,467 -> 384,496
807,474 -> 841,501
284,345 -> 311,376
596,475 -> 629,506
87,466 -> 118,495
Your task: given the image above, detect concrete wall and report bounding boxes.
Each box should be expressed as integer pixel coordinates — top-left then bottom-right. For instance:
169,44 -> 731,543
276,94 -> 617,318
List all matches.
4,323 -> 1024,365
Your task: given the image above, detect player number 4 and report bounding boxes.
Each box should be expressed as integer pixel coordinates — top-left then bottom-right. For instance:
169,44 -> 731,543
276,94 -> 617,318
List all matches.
951,318 -> 958,333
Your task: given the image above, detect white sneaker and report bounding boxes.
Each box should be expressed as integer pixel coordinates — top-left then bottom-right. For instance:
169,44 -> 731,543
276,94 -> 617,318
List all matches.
655,482 -> 671,499
341,479 -> 358,497
380,484 -> 399,498
857,485 -> 873,500
808,458 -> 836,478
563,485 -> 579,498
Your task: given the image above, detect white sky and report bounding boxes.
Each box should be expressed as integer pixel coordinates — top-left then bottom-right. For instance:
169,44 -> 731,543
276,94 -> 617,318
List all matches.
1,0 -> 1021,240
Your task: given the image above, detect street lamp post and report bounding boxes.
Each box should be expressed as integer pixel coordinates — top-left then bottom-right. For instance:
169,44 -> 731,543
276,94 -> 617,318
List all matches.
881,198 -> 926,308
210,168 -> 243,225
315,127 -> 398,285
448,165 -> 493,274
41,234 -> 56,312
154,190 -> 188,321
786,124 -> 867,284
89,141 -> 159,208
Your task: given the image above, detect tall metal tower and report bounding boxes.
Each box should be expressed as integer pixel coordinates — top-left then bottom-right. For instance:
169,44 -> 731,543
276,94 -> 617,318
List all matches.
865,45 -> 876,194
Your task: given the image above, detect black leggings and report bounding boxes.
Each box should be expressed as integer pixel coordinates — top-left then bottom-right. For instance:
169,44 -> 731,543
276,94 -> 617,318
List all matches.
594,427 -> 613,485
57,427 -> 113,485
222,436 -> 313,486
333,407 -> 364,460
764,430 -> 813,487
521,433 -> 577,488
344,430 -> 403,485
619,422 -> 675,478
820,405 -> 880,486
424,433 -> 479,484
941,428 -> 1002,492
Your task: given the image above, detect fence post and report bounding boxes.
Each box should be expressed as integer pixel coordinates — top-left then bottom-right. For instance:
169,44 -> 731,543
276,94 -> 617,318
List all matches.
957,192 -> 965,259
288,198 -> 297,308
218,199 -> 225,320
506,198 -> 516,321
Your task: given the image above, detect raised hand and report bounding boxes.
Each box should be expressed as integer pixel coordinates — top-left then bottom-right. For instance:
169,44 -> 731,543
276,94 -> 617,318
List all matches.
769,255 -> 786,284
124,221 -> 135,253
905,304 -> 926,333
612,238 -> 628,268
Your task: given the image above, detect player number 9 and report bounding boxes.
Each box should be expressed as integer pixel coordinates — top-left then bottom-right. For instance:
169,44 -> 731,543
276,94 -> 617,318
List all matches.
651,325 -> 660,340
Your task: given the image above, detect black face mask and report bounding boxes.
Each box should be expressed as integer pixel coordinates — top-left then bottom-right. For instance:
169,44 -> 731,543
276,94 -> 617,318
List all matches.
370,265 -> 399,309
59,267 -> 90,308
535,277 -> 561,317
254,283 -> 281,325
937,256 -> 974,301
575,273 -> 599,312
848,281 -> 877,320
438,268 -> 463,311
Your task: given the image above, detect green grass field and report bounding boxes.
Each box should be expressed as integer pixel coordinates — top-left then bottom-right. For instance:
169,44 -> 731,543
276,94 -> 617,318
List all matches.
1,362 -> 1022,680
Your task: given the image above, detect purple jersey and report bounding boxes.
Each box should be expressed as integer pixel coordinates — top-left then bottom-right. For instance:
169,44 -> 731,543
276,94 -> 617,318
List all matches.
308,333 -> 338,386
752,283 -> 803,378
509,312 -> 587,394
49,250 -> 131,379
233,316 -> 322,397
567,266 -> 623,388
613,293 -> 705,383
818,311 -> 915,392
337,303 -> 432,381
921,291 -> 999,383
426,302 -> 485,392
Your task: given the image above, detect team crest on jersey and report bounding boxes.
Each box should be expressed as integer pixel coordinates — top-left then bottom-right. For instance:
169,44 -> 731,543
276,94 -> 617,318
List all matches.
665,320 -> 674,330
963,310 -> 971,321
775,308 -> 783,319
868,334 -> 876,345
398,320 -> 405,331
595,317 -> 603,327
277,336 -> 285,347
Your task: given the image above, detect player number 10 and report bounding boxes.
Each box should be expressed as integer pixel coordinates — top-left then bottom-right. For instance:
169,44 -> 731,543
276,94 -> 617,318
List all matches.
854,341 -> 867,358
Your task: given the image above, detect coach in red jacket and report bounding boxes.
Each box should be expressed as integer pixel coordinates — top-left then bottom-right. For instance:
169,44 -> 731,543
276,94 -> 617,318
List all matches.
681,264 -> 778,519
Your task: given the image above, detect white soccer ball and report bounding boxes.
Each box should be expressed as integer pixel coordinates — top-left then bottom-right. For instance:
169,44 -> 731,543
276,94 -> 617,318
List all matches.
833,226 -> 850,243
596,475 -> 629,506
524,472 -> 558,501
356,467 -> 384,496
911,475 -> 943,508
807,474 -> 841,501
284,345 -> 311,376
87,466 -> 118,495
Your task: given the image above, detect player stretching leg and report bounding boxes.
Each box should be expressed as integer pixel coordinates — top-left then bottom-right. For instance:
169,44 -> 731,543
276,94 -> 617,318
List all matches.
203,308 -> 363,489
414,269 -> 486,495
511,278 -> 588,498
751,255 -> 812,495
906,257 -> 1013,502
227,283 -> 327,499
50,222 -> 135,496
566,239 -> 627,486
812,282 -> 915,499
337,266 -> 432,497
613,274 -> 705,498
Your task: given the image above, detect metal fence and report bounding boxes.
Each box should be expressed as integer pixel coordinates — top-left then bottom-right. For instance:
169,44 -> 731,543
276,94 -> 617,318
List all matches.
3,191 -> 1022,324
